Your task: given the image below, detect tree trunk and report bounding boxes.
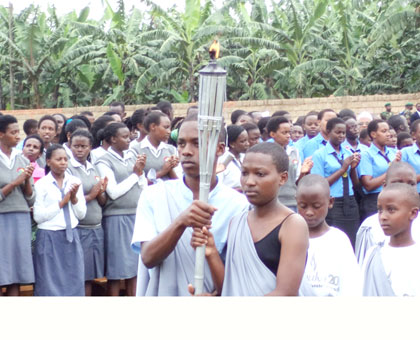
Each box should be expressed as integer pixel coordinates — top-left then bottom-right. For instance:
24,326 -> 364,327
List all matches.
8,3 -> 14,109
32,77 -> 41,109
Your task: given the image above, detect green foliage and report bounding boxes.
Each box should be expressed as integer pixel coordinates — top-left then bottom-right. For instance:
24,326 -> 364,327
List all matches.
0,0 -> 419,109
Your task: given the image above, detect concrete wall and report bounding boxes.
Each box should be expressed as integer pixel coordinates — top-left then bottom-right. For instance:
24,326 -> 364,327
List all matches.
6,92 -> 420,138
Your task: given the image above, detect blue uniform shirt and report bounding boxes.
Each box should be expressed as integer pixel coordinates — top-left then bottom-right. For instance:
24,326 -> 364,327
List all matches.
295,135 -> 310,160
342,139 -> 369,154
302,133 -> 327,160
311,142 -> 355,198
401,144 -> 420,192
359,143 -> 397,194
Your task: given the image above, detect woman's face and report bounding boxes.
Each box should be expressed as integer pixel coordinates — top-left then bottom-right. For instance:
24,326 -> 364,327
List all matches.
328,123 -> 346,146
23,138 -> 42,162
47,148 -> 68,176
53,115 -> 65,134
231,130 -> 250,153
0,123 -> 20,148
151,116 -> 171,142
241,152 -> 286,206
70,136 -> 91,163
38,119 -> 57,145
112,127 -> 131,151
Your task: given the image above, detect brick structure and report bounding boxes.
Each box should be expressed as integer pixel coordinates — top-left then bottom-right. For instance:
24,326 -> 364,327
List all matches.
6,92 -> 420,138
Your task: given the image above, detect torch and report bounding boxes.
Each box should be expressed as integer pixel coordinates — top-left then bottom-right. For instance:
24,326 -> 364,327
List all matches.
194,40 -> 226,295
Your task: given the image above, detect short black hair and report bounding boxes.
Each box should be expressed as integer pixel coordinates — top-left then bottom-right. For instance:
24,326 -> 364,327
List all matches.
297,173 -> 330,198
69,129 -> 93,146
80,111 -> 94,117
91,116 -> 115,148
318,109 -> 336,121
181,112 -> 226,144
110,101 -> 125,111
227,125 -> 246,147
411,119 -> 420,134
103,122 -> 127,144
230,109 -> 247,125
272,110 -> 290,117
359,128 -> 369,140
23,134 -> 44,155
45,144 -> 66,175
266,116 -> 289,134
23,119 -> 38,135
241,122 -> 259,133
338,108 -> 356,121
59,118 -> 88,144
157,101 -> 173,115
144,110 -> 168,132
380,182 -> 419,208
131,109 -> 147,128
246,142 -> 289,173
388,115 -> 407,133
385,161 -> 416,183
0,115 -> 18,133
257,116 -> 270,135
326,117 -> 346,133
367,119 -> 387,139
103,111 -> 121,118
397,132 -> 412,149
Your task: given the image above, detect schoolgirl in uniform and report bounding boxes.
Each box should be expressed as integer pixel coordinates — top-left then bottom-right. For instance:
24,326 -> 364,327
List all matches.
22,135 -> 45,183
219,125 -> 249,191
37,115 -> 58,168
90,115 -> 115,164
95,123 -> 147,296
359,119 -> 400,222
0,115 -> 35,296
59,118 -> 88,158
33,144 -> 87,296
130,110 -> 178,183
311,118 -> 361,248
191,142 -> 309,296
67,130 -> 108,296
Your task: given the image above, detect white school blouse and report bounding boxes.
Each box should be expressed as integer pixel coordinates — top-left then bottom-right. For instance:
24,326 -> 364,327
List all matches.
33,172 -> 86,231
95,147 -> 147,200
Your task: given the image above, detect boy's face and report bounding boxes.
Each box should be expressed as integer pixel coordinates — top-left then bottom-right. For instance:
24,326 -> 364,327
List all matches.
297,186 -> 333,229
177,121 -> 224,178
378,190 -> 417,237
291,125 -> 304,142
270,122 -> 290,147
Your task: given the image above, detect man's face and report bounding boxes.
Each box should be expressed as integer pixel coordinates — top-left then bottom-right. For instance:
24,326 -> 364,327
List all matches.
386,105 -> 391,112
110,105 -> 126,119
177,121 -> 201,178
416,104 -> 420,112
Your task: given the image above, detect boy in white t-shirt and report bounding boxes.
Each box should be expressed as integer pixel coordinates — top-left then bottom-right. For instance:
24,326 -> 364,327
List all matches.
362,183 -> 420,296
297,174 -> 362,296
355,162 -> 420,265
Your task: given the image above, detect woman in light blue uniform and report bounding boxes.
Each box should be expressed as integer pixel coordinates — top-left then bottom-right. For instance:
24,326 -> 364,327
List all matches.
311,118 -> 361,248
358,119 -> 400,222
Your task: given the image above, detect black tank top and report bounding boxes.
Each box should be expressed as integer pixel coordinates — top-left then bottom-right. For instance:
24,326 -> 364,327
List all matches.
254,213 -> 294,275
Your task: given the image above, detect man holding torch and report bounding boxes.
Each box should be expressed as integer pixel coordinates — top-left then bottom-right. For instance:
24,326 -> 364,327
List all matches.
131,113 -> 249,296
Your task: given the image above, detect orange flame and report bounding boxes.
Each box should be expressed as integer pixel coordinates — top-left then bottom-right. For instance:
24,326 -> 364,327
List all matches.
209,40 -> 220,59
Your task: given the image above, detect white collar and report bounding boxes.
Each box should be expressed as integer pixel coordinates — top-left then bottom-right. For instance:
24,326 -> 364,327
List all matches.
0,147 -> 20,167
108,147 -> 131,162
140,136 -> 169,152
70,157 -> 94,171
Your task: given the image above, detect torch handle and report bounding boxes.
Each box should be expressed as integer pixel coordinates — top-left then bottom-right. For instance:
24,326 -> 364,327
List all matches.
194,245 -> 206,295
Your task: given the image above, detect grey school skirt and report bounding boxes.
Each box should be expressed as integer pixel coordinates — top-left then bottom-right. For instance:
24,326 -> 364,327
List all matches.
77,226 -> 105,281
0,212 -> 35,286
102,215 -> 138,280
34,229 -> 85,296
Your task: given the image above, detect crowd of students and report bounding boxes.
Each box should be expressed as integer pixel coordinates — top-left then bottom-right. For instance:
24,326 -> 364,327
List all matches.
1,100 -> 420,297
